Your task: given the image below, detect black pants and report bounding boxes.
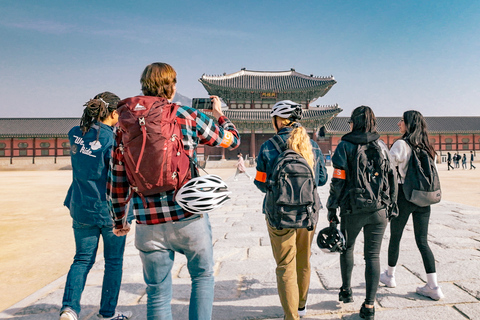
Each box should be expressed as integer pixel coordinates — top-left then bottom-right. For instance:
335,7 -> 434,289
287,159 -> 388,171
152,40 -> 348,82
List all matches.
340,210 -> 387,305
387,185 -> 436,273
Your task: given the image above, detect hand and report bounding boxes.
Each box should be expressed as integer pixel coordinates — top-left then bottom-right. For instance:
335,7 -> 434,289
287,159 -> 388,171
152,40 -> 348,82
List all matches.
387,203 -> 399,221
210,95 -> 224,120
327,209 -> 339,224
113,222 -> 131,236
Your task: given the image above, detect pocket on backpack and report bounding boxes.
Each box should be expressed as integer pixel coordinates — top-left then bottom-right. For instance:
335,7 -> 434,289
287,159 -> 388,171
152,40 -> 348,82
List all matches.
409,189 -> 442,207
276,174 -> 315,205
349,188 -> 382,213
277,205 -> 310,229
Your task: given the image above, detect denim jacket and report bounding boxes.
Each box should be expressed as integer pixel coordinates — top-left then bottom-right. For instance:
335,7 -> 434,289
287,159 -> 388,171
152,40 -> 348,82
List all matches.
64,122 -> 116,227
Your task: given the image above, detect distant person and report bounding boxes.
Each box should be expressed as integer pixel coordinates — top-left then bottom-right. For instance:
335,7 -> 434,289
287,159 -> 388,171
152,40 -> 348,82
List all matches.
447,152 -> 454,170
454,153 -> 460,168
234,152 -> 252,181
60,92 -> 132,320
326,106 -> 397,320
380,110 -> 444,301
108,62 -> 240,320
471,151 -> 476,169
254,100 -> 328,320
462,154 -> 467,169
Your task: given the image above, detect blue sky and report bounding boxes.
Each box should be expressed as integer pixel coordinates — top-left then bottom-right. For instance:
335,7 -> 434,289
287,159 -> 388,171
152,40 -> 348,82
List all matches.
0,0 -> 479,118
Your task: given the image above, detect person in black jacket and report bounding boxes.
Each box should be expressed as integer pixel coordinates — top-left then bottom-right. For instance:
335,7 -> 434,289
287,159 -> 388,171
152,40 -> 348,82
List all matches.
326,106 -> 397,320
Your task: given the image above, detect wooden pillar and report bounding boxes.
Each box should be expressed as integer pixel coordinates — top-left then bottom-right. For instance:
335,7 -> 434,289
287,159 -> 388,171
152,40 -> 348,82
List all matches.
10,137 -> 13,164
250,128 -> 256,158
438,134 -> 441,152
54,137 -> 58,164
32,137 -> 36,164
456,133 -> 459,152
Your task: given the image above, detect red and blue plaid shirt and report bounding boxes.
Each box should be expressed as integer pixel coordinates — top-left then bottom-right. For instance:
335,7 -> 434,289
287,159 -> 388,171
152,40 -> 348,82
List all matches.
107,105 -> 240,228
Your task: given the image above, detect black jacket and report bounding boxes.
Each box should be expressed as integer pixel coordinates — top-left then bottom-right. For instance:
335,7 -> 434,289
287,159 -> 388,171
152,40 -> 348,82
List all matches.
326,131 -> 398,216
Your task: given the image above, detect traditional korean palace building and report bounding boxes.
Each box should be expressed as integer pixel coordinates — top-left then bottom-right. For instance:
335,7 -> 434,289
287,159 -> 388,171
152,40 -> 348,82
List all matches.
198,68 -> 341,159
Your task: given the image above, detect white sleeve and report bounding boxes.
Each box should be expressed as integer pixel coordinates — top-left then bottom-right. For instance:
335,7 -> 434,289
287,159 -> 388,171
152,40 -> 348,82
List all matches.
389,140 -> 411,183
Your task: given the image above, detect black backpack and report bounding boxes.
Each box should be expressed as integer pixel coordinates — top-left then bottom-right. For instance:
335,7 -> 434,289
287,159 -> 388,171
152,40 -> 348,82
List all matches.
402,140 -> 441,207
348,141 -> 391,214
264,135 -> 321,231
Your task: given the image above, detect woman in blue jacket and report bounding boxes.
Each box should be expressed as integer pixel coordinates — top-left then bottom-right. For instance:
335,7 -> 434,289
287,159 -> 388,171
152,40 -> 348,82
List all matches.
60,92 -> 131,320
254,100 -> 328,320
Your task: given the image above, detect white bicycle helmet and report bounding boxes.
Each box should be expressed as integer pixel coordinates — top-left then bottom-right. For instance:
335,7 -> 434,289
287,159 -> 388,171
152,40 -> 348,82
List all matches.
175,174 -> 231,214
270,100 -> 303,121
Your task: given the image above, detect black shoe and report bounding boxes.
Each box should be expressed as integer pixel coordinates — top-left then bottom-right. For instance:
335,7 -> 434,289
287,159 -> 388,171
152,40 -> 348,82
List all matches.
360,303 -> 375,320
338,287 -> 354,303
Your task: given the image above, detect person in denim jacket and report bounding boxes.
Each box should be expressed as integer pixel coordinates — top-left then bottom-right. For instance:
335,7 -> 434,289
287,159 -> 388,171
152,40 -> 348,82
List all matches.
254,100 -> 328,320
60,92 -> 132,320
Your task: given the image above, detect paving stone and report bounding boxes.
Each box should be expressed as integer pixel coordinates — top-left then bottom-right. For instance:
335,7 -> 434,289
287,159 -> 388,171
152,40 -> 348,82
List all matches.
454,279 -> 480,299
5,173 -> 480,320
453,302 -> 480,319
377,282 -> 477,309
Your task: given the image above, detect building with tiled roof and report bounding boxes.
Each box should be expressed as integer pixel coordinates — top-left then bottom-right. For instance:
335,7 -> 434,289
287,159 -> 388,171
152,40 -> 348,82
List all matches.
199,69 -> 336,103
198,69 -> 341,159
0,118 -> 79,161
318,117 -> 480,156
1,117 -> 479,166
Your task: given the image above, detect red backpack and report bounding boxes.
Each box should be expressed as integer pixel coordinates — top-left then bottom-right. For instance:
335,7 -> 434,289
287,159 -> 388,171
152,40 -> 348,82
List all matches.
116,96 -> 192,196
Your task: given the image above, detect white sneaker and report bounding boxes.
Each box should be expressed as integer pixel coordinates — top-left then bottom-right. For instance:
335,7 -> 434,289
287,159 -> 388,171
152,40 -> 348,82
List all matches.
416,284 -> 444,300
97,311 -> 133,320
298,305 -> 307,317
379,270 -> 396,288
60,309 -> 77,320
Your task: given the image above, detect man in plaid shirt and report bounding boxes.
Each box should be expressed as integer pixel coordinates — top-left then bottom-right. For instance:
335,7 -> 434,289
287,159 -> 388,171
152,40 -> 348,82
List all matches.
107,62 -> 239,320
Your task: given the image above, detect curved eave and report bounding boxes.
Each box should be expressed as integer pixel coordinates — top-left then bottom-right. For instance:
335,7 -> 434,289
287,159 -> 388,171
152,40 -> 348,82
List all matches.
222,107 -> 342,125
200,79 -> 336,96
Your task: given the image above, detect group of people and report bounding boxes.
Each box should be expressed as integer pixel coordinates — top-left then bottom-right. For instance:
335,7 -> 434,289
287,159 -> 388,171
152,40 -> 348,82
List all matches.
59,61 -> 444,320
60,62 -> 240,320
447,151 -> 476,170
254,105 -> 443,320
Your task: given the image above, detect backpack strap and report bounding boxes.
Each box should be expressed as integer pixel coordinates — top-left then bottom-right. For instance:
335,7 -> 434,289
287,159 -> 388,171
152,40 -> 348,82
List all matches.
270,134 -> 287,154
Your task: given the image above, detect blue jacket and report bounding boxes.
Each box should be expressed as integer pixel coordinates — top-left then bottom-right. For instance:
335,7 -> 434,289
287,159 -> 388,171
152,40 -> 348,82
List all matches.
64,122 -> 116,227
254,127 -> 328,211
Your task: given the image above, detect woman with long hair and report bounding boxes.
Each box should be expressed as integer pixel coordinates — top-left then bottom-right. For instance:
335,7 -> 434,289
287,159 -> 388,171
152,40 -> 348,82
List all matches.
60,92 -> 132,320
380,110 -> 445,300
254,100 -> 328,320
326,106 -> 397,320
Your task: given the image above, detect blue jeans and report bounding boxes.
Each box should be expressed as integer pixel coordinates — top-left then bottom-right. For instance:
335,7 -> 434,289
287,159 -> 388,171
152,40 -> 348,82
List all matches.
62,220 -> 127,317
135,214 -> 215,320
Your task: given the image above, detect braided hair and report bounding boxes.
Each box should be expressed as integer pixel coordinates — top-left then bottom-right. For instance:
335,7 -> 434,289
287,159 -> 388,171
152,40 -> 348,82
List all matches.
79,92 -> 120,134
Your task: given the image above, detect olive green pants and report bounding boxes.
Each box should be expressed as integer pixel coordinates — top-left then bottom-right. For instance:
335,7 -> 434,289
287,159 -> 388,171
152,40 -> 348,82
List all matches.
267,222 -> 315,320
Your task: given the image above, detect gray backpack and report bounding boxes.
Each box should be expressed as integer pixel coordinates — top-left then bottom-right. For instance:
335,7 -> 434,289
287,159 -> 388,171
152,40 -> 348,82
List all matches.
402,140 -> 441,207
264,135 -> 321,231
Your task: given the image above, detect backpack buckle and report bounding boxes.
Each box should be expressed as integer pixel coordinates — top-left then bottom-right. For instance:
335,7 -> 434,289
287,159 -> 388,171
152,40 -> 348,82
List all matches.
138,117 -> 146,126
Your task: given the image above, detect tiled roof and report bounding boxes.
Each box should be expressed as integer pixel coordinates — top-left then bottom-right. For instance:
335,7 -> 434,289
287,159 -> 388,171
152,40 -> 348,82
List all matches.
0,118 -> 80,138
224,106 -> 341,123
199,69 -> 336,96
325,117 -> 480,134
1,116 -> 479,138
